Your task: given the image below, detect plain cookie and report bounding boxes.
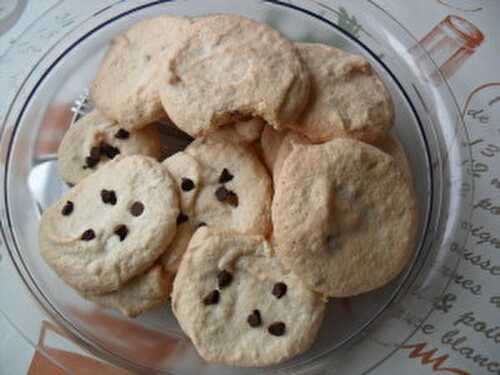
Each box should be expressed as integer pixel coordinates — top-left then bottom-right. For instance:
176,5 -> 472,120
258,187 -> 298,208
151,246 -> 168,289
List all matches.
40,156 -> 179,294
159,14 -> 310,136
58,110 -> 162,185
260,127 -> 309,179
286,43 -> 393,143
211,117 -> 265,144
272,138 -> 417,297
372,134 -> 412,182
91,16 -> 193,128
260,126 -> 286,174
261,128 -> 410,183
84,264 -> 172,317
172,228 -> 326,366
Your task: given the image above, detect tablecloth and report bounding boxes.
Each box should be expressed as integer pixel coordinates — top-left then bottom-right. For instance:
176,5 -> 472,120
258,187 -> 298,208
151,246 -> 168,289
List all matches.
1,1 -> 499,374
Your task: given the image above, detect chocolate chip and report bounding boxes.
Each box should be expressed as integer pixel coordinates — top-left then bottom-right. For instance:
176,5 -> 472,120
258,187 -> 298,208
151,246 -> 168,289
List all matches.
114,225 -> 128,241
181,178 -> 195,192
226,191 -> 239,207
130,201 -> 144,216
268,322 -> 286,336
272,282 -> 287,299
90,146 -> 101,160
326,235 -> 337,250
61,201 -> 74,216
247,310 -> 262,327
114,128 -> 130,140
228,110 -> 244,119
215,186 -> 239,207
215,186 -> 229,201
219,168 -> 234,183
101,189 -> 117,205
176,212 -> 189,225
203,290 -> 220,305
81,229 -> 95,241
217,270 -> 233,289
84,156 -> 99,169
100,142 -> 120,159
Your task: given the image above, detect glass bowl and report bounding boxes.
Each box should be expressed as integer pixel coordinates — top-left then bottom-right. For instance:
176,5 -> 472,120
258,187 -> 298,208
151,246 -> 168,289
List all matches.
0,1 -> 473,374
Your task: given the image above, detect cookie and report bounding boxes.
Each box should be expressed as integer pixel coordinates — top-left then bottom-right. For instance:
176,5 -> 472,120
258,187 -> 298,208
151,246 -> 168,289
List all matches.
260,127 -> 309,179
272,138 -> 417,297
172,228 -> 326,366
161,152 -> 203,273
211,117 -> 265,144
84,264 -> 172,317
58,110 -> 162,185
260,126 -> 286,174
261,128 -> 409,183
90,16 -> 193,128
40,155 -> 180,294
372,134 -> 412,181
186,136 -> 272,236
161,136 -> 273,273
159,14 -> 310,136
286,43 -> 394,143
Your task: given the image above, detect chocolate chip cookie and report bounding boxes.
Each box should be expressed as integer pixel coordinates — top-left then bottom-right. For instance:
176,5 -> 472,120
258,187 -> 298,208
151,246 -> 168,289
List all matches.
272,138 -> 417,297
40,155 -> 180,294
185,136 -> 272,236
172,228 -> 326,366
58,110 -> 162,185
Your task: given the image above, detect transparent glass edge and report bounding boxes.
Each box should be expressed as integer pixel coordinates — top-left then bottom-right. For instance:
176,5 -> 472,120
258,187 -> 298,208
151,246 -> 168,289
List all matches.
0,1 -> 475,374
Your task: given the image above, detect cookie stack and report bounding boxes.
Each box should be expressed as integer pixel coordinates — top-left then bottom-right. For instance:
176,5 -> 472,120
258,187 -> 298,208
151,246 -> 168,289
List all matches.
39,14 -> 417,367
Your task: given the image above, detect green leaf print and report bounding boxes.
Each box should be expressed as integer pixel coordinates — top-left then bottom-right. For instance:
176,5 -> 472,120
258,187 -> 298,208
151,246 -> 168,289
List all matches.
336,7 -> 363,38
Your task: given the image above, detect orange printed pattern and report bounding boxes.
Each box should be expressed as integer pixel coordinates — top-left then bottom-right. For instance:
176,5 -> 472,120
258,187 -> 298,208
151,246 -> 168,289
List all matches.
461,82 -> 500,117
401,342 -> 470,375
